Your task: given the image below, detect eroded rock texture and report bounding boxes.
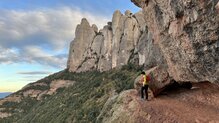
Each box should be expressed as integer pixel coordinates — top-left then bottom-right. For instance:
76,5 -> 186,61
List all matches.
131,0 -> 219,83
67,10 -> 165,72
134,66 -> 173,96
67,18 -> 96,72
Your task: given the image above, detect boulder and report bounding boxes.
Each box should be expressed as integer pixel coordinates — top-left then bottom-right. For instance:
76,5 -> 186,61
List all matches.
134,66 -> 173,97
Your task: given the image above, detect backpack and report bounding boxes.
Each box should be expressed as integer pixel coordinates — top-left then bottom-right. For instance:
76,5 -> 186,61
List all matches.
146,75 -> 150,82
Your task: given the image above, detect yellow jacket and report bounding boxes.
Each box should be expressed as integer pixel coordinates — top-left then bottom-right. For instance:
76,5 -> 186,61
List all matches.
142,75 -> 148,86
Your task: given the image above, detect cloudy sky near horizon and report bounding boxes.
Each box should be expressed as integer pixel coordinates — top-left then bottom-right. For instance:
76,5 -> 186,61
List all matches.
0,0 -> 139,92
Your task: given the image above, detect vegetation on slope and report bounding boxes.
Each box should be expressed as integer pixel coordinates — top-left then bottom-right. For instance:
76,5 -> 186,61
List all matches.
0,64 -> 142,123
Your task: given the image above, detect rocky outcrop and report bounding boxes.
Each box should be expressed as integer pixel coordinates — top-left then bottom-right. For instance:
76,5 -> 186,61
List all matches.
27,80 -> 74,100
47,80 -> 74,95
0,95 -> 22,105
134,66 -> 173,96
112,10 -> 140,68
67,18 -> 96,72
23,89 -> 43,98
131,0 -> 219,83
146,66 -> 173,96
98,24 -> 113,71
97,90 -> 150,123
0,112 -> 11,119
67,10 -> 166,72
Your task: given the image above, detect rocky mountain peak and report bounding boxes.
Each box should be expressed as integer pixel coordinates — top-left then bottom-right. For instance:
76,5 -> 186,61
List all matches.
92,24 -> 98,33
67,10 -> 165,73
81,18 -> 90,26
67,18 -> 96,72
125,10 -> 132,16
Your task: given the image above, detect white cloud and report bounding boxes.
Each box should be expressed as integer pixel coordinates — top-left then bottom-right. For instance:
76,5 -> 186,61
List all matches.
0,46 -> 21,64
0,7 -> 110,68
0,7 -> 110,49
0,46 -> 67,68
17,71 -> 52,75
22,46 -> 67,68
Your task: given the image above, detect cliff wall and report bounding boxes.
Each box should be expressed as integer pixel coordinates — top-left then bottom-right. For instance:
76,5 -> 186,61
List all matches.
131,0 -> 219,83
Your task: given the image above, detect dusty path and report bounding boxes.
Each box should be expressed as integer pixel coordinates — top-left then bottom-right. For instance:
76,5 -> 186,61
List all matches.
130,82 -> 219,123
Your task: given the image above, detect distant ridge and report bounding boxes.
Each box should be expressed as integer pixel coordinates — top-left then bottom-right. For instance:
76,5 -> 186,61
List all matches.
0,92 -> 12,99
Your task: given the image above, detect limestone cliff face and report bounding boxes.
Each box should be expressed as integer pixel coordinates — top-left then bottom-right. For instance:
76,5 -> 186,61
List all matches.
131,0 -> 219,83
67,10 -> 165,72
67,18 -> 96,72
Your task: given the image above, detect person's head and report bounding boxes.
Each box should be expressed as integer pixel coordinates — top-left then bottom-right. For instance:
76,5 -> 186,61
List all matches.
141,71 -> 145,75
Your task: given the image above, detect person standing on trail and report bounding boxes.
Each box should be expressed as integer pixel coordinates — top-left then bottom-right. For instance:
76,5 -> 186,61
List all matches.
140,71 -> 150,100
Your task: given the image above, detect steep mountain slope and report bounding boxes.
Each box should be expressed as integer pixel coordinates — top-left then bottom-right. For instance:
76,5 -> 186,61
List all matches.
0,65 -> 141,122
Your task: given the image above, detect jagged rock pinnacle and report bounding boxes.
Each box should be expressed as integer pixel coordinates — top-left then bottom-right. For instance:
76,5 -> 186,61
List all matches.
68,10 -> 163,72
81,18 -> 90,26
125,10 -> 132,16
92,24 -> 98,33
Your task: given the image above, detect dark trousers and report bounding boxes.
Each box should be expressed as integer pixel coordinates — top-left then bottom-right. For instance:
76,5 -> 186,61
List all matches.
141,85 -> 148,99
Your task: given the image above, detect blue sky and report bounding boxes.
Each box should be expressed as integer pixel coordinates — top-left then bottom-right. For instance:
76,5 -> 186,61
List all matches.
0,0 -> 140,92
